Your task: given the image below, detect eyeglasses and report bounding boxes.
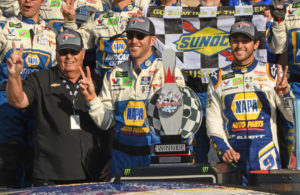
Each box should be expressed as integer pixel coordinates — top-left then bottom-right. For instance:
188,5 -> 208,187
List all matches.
127,32 -> 147,40
58,49 -> 80,56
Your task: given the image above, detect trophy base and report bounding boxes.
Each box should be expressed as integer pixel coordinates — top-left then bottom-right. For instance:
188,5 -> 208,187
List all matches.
151,155 -> 193,164
150,135 -> 193,164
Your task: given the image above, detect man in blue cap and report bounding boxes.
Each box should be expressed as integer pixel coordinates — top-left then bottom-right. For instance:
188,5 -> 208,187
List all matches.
206,20 -> 294,185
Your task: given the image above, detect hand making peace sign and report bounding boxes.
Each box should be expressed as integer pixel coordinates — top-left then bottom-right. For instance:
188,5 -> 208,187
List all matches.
79,66 -> 97,101
7,41 -> 24,78
274,64 -> 290,95
61,0 -> 76,21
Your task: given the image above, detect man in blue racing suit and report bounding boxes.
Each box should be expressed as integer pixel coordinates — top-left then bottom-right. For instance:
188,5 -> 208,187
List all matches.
206,20 -> 294,185
78,16 -> 186,177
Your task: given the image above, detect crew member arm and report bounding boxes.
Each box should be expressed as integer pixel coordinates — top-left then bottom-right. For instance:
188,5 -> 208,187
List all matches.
64,12 -> 96,50
268,20 -> 288,54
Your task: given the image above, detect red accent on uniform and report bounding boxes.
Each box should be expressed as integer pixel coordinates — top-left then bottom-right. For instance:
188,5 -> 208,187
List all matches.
250,170 -> 270,174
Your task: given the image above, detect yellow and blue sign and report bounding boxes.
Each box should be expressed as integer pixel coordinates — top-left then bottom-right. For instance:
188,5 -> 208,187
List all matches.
175,26 -> 230,57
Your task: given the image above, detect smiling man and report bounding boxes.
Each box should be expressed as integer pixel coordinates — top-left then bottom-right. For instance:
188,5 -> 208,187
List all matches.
206,20 -> 294,185
79,16 -> 185,177
6,30 -> 110,186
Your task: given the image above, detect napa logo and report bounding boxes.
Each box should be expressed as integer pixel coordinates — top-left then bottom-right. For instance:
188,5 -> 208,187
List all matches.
111,39 -> 126,53
231,92 -> 262,121
76,1 -> 86,8
26,54 -> 40,68
175,25 -> 230,57
124,101 -> 146,126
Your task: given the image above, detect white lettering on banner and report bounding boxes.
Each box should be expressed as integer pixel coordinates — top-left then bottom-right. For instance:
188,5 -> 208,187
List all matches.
155,144 -> 185,152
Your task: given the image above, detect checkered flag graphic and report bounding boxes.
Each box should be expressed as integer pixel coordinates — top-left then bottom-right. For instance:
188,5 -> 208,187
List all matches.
144,5 -> 267,83
147,86 -> 202,139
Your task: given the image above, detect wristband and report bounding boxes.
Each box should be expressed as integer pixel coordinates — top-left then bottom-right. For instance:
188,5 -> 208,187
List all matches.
85,93 -> 96,101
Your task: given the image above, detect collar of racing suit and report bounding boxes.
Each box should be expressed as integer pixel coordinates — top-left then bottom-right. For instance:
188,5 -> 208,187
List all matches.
130,52 -> 157,71
17,12 -> 42,24
111,1 -> 136,12
231,58 -> 258,74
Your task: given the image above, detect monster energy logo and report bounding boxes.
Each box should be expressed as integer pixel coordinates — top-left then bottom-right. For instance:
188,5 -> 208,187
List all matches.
124,169 -> 131,175
202,166 -> 209,173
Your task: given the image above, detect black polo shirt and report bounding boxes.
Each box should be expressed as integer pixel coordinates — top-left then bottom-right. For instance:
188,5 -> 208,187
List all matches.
23,66 -> 107,181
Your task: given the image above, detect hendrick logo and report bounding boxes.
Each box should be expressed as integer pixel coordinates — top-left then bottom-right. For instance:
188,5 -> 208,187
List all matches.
155,144 -> 185,153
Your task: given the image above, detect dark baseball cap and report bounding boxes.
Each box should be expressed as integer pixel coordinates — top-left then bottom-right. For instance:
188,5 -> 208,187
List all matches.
230,21 -> 257,40
56,30 -> 83,51
125,16 -> 155,35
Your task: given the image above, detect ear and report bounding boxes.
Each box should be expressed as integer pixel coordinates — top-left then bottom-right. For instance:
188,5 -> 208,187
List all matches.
254,40 -> 260,51
150,35 -> 156,47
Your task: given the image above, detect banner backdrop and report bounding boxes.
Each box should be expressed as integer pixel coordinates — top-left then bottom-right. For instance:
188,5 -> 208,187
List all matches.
144,5 -> 267,83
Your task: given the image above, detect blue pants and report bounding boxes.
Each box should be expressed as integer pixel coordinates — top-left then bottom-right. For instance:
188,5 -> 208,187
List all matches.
111,149 -> 151,177
194,92 -> 210,163
0,94 -> 34,188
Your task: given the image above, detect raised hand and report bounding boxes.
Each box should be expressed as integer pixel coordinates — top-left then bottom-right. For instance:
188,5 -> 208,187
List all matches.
79,66 -> 97,101
61,0 -> 76,21
270,0 -> 286,22
7,41 -> 24,78
136,7 -> 145,17
274,64 -> 289,95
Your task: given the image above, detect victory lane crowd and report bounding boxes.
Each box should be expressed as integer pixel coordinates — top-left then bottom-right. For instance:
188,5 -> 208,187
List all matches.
0,0 -> 298,189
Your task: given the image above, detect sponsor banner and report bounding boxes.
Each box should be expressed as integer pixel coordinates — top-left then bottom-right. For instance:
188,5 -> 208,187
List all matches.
144,5 -> 267,83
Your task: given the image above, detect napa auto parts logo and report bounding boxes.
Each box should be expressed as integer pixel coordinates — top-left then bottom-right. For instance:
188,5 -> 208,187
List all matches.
175,20 -> 233,60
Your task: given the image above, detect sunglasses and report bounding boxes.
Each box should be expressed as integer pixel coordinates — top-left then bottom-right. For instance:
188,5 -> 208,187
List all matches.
127,32 -> 147,40
58,49 -> 80,56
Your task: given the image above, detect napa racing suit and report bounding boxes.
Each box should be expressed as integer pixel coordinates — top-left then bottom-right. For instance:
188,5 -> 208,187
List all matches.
64,1 -> 140,76
268,1 -> 300,96
0,0 -> 19,17
0,13 -> 6,27
267,1 -> 300,165
0,13 -> 57,150
86,53 -> 185,176
206,60 -> 294,179
40,0 -> 110,32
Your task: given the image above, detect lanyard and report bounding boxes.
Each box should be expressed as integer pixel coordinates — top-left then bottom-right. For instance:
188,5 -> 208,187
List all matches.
62,79 -> 80,115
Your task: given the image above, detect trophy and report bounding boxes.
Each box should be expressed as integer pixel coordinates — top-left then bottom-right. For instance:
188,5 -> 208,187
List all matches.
147,49 -> 203,164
